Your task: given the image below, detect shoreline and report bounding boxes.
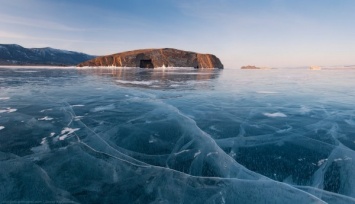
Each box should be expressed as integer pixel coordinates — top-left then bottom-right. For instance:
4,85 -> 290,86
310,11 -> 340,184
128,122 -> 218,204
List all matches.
0,65 -> 77,69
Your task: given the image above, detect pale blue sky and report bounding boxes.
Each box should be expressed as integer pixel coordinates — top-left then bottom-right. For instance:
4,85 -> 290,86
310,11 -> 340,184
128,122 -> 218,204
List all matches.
1,0 -> 355,68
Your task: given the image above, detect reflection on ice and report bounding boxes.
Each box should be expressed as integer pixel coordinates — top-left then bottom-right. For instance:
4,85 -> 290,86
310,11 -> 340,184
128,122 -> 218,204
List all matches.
78,67 -> 221,89
256,91 -> 279,94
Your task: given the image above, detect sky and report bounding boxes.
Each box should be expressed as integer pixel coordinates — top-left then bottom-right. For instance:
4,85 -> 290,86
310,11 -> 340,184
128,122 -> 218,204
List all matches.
1,0 -> 355,68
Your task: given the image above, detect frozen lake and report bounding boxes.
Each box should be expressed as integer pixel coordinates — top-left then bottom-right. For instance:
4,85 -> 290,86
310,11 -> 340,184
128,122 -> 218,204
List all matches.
1,67 -> 355,203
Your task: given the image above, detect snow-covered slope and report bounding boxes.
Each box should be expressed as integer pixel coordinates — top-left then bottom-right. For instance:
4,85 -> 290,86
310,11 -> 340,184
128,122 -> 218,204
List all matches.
0,44 -> 95,66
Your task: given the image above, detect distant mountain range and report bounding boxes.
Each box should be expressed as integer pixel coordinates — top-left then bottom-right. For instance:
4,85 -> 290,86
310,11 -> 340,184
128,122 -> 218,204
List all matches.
0,44 -> 95,66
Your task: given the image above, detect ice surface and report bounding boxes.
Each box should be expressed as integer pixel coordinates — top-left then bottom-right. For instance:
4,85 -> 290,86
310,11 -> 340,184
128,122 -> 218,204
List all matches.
256,91 -> 279,94
1,68 -> 355,203
91,104 -> 115,112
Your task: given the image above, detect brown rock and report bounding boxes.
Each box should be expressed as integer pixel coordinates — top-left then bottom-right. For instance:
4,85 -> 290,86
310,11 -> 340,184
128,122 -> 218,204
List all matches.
77,48 -> 223,69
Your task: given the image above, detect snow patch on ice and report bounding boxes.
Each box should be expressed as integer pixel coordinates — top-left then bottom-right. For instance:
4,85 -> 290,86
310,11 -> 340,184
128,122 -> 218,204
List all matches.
209,125 -> 222,132
317,159 -> 328,166
38,116 -> 53,121
194,150 -> 201,158
300,105 -> 311,114
169,84 -> 182,88
74,116 -> 84,121
335,156 -> 352,161
0,126 -> 4,130
116,80 -> 157,85
40,108 -> 52,113
31,137 -> 50,153
72,104 -> 85,107
263,112 -> 287,118
345,119 -> 355,126
58,127 -> 80,140
0,97 -> 10,100
154,66 -> 195,70
91,104 -> 115,112
0,108 -> 17,113
276,125 -> 292,133
207,152 -> 219,157
174,150 -> 190,155
149,135 -> 158,143
229,150 -> 236,158
344,156 -> 352,160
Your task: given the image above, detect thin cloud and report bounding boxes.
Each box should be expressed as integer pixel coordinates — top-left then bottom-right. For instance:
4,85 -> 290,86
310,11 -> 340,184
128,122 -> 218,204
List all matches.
0,14 -> 85,32
0,31 -> 125,46
0,32 -> 127,45
0,31 -> 29,39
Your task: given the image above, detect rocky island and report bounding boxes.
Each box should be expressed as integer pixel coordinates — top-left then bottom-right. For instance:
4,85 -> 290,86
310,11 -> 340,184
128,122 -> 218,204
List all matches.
241,65 -> 260,69
241,65 -> 271,70
77,48 -> 223,69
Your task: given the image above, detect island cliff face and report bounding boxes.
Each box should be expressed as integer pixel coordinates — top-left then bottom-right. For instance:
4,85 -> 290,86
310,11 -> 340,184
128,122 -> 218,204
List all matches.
77,48 -> 223,69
